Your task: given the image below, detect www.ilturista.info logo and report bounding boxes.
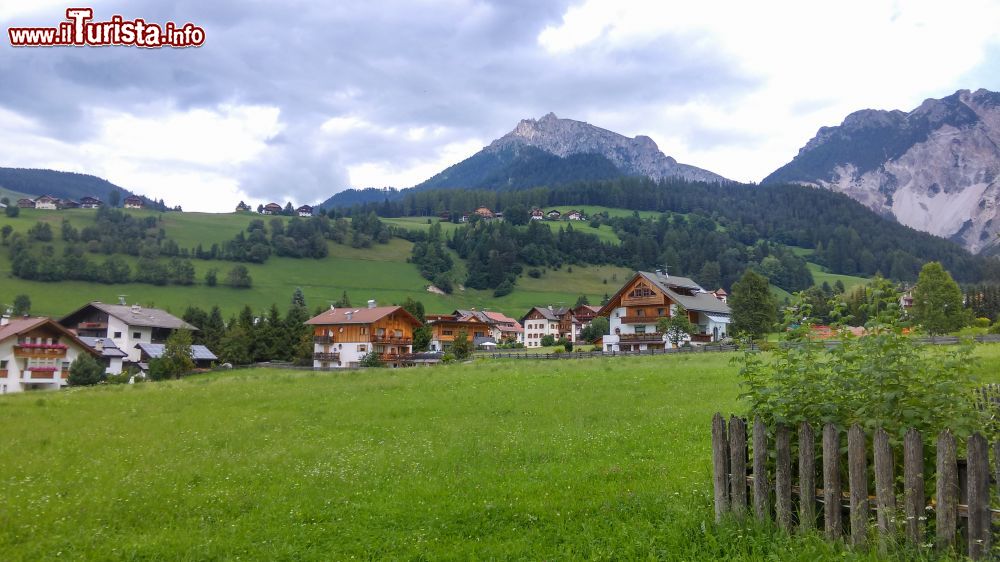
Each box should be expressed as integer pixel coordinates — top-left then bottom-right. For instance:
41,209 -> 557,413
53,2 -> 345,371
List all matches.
8,8 -> 205,48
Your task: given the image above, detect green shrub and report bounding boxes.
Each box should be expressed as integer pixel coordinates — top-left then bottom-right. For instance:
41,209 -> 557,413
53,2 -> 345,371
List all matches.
973,317 -> 991,329
68,354 -> 104,386
440,353 -> 455,363
359,352 -> 384,368
540,335 -> 556,347
104,373 -> 131,385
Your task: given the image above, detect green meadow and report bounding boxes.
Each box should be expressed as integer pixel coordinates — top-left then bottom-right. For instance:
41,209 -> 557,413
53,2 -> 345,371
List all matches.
2,346 -> 999,560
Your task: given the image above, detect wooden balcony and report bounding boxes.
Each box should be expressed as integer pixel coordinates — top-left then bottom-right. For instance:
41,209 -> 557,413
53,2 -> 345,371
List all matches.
379,353 -> 402,362
371,335 -> 413,345
14,345 -> 67,359
24,368 -> 61,381
619,332 -> 664,343
313,352 -> 340,361
690,333 -> 713,343
619,315 -> 667,324
313,336 -> 333,344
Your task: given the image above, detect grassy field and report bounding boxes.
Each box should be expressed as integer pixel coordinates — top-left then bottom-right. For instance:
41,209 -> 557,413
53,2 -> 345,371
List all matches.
382,213 -> 623,243
3,346 -> 999,560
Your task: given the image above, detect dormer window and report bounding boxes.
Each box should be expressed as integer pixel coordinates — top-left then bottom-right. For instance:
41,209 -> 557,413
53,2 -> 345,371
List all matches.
628,283 -> 655,298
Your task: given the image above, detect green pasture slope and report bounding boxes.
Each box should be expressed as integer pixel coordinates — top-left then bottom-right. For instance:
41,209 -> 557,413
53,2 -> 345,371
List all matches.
3,346 -> 1000,560
0,209 -> 632,319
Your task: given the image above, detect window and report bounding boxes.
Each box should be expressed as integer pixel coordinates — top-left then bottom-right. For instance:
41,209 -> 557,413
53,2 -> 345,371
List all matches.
61,361 -> 70,371
635,326 -> 646,334
0,360 -> 6,369
443,330 -> 453,336
628,283 -> 655,298
361,327 -> 367,335
133,332 -> 141,339
113,332 -> 122,338
657,308 -> 665,316
359,345 -> 367,352
636,310 -> 645,317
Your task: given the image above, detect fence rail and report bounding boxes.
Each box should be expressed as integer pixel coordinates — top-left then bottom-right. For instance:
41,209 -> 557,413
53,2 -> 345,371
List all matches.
712,413 -> 999,558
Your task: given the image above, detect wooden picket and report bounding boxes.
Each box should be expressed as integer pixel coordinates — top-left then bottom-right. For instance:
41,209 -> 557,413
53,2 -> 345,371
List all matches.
709,414 -> 1000,559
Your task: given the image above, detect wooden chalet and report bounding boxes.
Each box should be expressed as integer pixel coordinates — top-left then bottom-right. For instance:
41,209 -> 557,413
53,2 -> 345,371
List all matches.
530,208 -> 544,220
17,198 -> 35,208
0,315 -> 101,394
306,301 -> 422,369
261,202 -> 282,215
79,196 -> 102,209
520,306 -> 579,347
546,209 -> 562,220
123,196 -> 143,209
34,195 -> 58,210
426,310 -> 491,352
597,271 -> 732,352
296,205 -> 313,217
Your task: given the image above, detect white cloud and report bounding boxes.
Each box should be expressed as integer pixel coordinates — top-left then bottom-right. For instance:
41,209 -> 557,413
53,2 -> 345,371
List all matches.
347,138 -> 484,188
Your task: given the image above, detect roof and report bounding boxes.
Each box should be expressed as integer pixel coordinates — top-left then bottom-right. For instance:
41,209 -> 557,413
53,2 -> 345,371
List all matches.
137,343 -> 218,361
61,302 -> 198,330
520,306 -> 571,323
77,336 -> 129,358
296,205 -> 313,211
482,311 -> 523,331
0,317 -> 101,356
305,305 -> 421,326
597,271 -> 731,316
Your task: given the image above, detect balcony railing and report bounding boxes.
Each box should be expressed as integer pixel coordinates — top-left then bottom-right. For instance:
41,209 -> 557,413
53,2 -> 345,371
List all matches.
25,368 -> 61,381
619,315 -> 667,324
619,332 -> 665,343
690,333 -> 713,343
379,353 -> 402,362
313,336 -> 333,344
371,335 -> 413,345
313,352 -> 340,361
14,346 -> 67,359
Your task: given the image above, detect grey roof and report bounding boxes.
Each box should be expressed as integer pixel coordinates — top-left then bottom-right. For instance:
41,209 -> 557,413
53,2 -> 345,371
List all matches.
637,271 -> 732,315
473,336 -> 497,346
78,336 -> 128,358
82,302 -> 197,330
137,343 -> 218,361
521,306 -> 559,322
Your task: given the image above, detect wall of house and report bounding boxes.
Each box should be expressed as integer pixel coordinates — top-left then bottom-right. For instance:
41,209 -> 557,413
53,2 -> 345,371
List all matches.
0,329 -> 90,394
523,312 -> 560,347
312,314 -> 417,369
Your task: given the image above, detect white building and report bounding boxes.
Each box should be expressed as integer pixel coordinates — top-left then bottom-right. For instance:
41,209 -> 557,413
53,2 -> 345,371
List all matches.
598,271 -> 732,353
0,314 -> 101,394
305,301 -> 422,369
59,301 -> 199,365
520,306 -> 579,347
34,195 -> 58,210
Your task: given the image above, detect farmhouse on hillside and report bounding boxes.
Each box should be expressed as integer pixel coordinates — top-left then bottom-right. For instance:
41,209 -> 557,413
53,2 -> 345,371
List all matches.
34,195 -> 59,210
566,210 -> 584,221
296,205 -> 314,217
306,301 -> 422,369
79,196 -> 102,209
0,314 -> 101,394
474,207 -> 495,220
521,306 -> 580,347
59,300 -> 200,365
17,198 -> 35,208
598,271 -> 732,353
530,208 -> 544,220
546,209 -> 562,220
261,202 -> 282,215
235,200 -> 252,212
123,196 -> 143,209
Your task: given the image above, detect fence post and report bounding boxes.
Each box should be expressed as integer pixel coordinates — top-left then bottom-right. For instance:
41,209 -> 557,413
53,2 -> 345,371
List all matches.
775,424 -> 792,531
729,416 -> 747,519
848,424 -> 868,548
873,428 -> 896,543
936,430 -> 958,552
967,433 -> 990,559
753,416 -> 770,520
903,428 -> 924,547
823,424 -> 842,539
711,413 -> 730,522
799,422 -> 815,532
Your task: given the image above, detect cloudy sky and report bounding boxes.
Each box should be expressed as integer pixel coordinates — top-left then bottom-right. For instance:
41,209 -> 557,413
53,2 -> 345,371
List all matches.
2,0 -> 1000,212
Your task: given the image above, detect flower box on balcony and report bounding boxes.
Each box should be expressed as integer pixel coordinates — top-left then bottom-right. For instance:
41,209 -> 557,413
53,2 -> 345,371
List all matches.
28,366 -> 58,372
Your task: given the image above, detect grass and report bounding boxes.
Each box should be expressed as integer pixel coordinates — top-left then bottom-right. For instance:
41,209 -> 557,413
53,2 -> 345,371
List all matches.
2,345 -> 999,560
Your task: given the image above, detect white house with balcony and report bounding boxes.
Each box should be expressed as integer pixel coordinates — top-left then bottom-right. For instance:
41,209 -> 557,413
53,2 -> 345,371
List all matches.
59,300 -> 200,365
597,271 -> 732,353
0,314 -> 101,394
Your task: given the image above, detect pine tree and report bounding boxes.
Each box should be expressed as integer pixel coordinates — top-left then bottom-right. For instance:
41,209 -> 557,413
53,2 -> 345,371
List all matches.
730,269 -> 777,339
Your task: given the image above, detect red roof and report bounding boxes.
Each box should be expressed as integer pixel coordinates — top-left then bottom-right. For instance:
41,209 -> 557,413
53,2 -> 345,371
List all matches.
306,306 -> 420,326
0,317 -> 100,355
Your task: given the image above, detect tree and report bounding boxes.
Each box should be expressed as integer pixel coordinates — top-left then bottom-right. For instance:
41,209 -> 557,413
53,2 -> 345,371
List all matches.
730,269 -> 777,339
580,316 -> 609,343
574,295 -> 590,307
451,329 -> 473,360
12,294 -> 31,316
204,268 -> 218,287
912,261 -> 968,335
225,265 -> 253,288
658,306 -> 695,347
108,190 -> 120,208
5,205 -> 19,218
68,353 -> 104,386
540,334 -> 556,347
1,225 -> 11,244
360,351 -> 384,367
413,325 -> 432,352
334,291 -> 351,307
292,287 -> 307,309
149,329 -> 195,380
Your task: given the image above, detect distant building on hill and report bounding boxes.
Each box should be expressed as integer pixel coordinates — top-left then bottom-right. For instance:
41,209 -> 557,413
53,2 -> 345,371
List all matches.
296,205 -> 313,217
17,198 -> 35,208
79,196 -> 102,209
34,195 -> 58,210
530,208 -> 544,220
123,196 -> 143,209
546,209 -> 561,220
235,200 -> 251,212
261,202 -> 282,215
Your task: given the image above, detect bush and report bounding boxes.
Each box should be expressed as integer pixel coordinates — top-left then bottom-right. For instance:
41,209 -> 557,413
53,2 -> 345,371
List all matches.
738,292 -> 983,449
68,354 -> 105,386
360,351 -> 384,368
564,340 -> 573,352
540,335 -> 556,347
104,373 -> 131,385
973,317 -> 991,329
440,353 -> 455,363
528,269 -> 542,279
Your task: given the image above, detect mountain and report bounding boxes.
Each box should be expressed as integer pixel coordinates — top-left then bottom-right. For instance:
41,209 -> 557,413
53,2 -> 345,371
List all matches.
319,113 -> 728,208
763,89 -> 1000,254
0,167 -> 134,203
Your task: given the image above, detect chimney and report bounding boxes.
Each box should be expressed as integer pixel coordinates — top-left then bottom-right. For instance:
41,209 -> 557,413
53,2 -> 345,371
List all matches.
346,311 -> 353,321
118,295 -> 127,305
95,338 -> 104,351
329,305 -> 336,311
367,299 -> 376,309
131,304 -> 141,314
0,308 -> 10,327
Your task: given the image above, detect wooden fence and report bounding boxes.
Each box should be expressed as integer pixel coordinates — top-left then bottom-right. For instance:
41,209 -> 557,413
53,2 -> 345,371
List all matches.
711,413 -> 999,558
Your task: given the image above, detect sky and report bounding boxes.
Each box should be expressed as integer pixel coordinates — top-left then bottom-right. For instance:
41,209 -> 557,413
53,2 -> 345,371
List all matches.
1,0 -> 999,212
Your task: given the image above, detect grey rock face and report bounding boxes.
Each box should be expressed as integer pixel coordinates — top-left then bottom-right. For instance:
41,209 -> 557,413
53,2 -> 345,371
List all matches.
765,89 -> 1000,254
487,112 -> 729,184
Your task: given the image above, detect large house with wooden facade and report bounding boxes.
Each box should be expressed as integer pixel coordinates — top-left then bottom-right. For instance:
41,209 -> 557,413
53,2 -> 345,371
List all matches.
123,195 -> 144,209
0,314 -> 100,394
59,300 -> 199,365
306,301 -> 421,368
598,271 -> 732,353
482,311 -> 524,344
520,306 -> 580,347
426,310 -> 492,351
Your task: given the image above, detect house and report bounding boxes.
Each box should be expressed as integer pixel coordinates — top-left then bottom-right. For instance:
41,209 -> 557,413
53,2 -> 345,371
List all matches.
296,205 -> 314,217
546,209 -> 562,220
235,200 -> 252,212
597,271 -> 732,353
566,210 -> 584,221
17,198 -> 36,208
79,196 -> 102,209
572,304 -> 602,327
900,289 -> 914,311
426,310 -> 491,352
59,300 -> 199,364
59,199 -> 80,209
306,300 -> 422,369
530,208 -> 544,221
0,313 -> 101,394
459,213 -> 470,223
494,211 -> 504,221
482,311 -> 524,344
713,288 -> 728,303
261,202 -> 282,215
77,337 -> 128,375
474,206 -> 495,220
520,306 -> 580,347
123,196 -> 143,209
136,343 -> 218,372
34,195 -> 58,210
